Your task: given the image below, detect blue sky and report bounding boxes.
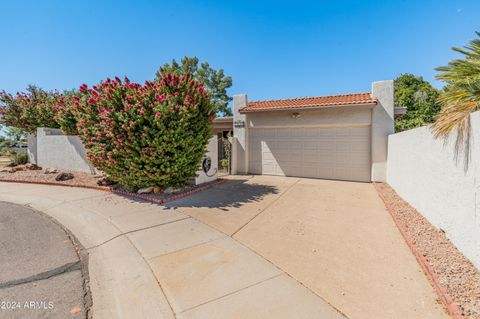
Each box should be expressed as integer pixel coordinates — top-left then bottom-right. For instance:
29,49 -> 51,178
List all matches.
0,0 -> 479,104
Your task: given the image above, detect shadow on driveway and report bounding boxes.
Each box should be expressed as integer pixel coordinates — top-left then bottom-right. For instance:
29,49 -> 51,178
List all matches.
164,179 -> 279,210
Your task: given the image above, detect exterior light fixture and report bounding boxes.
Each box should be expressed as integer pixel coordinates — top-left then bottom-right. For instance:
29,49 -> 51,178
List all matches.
291,112 -> 301,119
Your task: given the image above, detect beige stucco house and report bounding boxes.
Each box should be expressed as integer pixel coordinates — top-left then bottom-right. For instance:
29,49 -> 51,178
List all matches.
213,80 -> 394,182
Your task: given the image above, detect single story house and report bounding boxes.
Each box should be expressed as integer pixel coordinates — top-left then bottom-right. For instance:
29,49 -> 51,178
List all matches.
213,80 -> 395,183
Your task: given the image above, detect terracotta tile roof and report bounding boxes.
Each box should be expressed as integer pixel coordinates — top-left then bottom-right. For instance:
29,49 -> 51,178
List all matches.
239,92 -> 377,112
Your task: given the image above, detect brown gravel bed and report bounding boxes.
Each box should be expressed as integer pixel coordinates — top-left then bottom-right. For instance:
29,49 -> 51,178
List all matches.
0,166 -> 105,189
0,165 -> 225,204
375,182 -> 480,319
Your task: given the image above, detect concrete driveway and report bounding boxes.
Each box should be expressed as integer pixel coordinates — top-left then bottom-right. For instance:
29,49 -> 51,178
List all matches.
166,175 -> 449,319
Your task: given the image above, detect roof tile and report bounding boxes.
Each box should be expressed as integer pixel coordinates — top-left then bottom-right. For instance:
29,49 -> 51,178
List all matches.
239,92 -> 377,112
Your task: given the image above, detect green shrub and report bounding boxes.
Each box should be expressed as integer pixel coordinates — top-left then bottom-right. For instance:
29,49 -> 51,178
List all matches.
11,150 -> 28,166
54,94 -> 79,135
65,75 -> 214,190
0,86 -> 61,134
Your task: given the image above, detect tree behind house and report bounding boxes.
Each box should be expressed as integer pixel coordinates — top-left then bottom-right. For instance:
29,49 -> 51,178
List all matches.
155,57 -> 233,116
394,73 -> 440,132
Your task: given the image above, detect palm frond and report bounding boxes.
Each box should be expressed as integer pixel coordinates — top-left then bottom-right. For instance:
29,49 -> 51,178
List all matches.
432,32 -> 480,169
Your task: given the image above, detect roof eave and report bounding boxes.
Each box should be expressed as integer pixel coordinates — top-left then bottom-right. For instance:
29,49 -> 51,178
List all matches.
239,102 -> 377,114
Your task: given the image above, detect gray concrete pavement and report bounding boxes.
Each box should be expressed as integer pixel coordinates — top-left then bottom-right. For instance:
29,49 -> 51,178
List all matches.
0,177 -> 450,319
0,202 -> 88,319
167,175 -> 449,319
0,182 -> 346,319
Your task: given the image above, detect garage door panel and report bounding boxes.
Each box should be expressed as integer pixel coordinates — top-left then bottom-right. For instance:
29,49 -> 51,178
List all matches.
303,141 -> 317,150
317,140 -> 336,150
248,126 -> 371,182
351,142 -> 368,152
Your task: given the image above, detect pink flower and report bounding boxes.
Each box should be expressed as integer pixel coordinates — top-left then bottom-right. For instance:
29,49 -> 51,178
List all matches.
87,97 -> 95,104
154,94 -> 166,102
155,112 -> 161,119
80,84 -> 88,92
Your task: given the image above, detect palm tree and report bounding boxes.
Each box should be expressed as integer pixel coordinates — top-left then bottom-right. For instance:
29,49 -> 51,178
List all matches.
432,32 -> 480,166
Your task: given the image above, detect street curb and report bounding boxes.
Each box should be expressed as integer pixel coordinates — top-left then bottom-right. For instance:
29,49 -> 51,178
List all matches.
373,182 -> 464,319
0,178 -> 227,205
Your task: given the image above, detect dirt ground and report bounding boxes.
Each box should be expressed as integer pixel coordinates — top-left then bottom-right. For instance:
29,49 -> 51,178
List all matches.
0,165 -> 105,189
375,183 -> 480,319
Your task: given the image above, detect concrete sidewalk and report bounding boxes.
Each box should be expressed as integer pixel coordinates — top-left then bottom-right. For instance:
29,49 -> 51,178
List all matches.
0,182 -> 345,319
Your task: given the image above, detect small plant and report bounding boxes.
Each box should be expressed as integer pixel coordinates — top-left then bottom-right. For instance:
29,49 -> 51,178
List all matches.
220,159 -> 229,170
10,150 -> 28,166
221,132 -> 232,172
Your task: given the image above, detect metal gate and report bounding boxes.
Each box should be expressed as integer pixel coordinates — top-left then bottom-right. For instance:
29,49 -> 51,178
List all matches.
218,135 -> 232,176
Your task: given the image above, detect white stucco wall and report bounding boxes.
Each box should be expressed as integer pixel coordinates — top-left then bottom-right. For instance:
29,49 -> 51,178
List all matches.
387,111 -> 480,268
33,127 -> 218,184
36,128 -> 97,173
246,106 -> 373,128
195,136 -> 218,185
232,94 -> 248,174
27,134 -> 37,164
371,80 -> 394,182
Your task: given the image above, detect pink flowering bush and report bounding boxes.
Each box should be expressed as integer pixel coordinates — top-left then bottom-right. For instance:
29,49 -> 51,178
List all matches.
53,94 -> 79,135
66,74 -> 215,189
0,86 -> 61,134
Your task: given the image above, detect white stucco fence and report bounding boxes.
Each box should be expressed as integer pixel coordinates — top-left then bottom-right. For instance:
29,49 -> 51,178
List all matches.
387,111 -> 480,268
29,128 -> 97,173
28,128 -> 217,185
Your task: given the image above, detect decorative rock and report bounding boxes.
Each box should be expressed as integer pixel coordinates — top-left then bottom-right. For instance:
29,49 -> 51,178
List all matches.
97,177 -> 116,186
26,163 -> 42,170
55,172 -> 74,181
163,186 -> 182,194
44,168 -> 58,174
137,186 -> 154,194
8,167 -> 23,173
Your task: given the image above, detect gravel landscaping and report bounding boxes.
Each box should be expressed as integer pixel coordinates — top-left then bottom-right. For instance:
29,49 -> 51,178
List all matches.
376,182 -> 480,319
0,165 -> 105,189
0,165 -> 225,204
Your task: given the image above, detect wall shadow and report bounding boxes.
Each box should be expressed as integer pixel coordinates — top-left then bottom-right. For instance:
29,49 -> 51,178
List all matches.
66,136 -> 97,175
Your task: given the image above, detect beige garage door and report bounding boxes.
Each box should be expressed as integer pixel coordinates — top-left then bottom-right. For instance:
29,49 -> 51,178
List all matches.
248,126 -> 371,182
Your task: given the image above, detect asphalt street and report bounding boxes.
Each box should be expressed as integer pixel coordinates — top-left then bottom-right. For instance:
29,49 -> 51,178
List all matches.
0,201 -> 89,319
